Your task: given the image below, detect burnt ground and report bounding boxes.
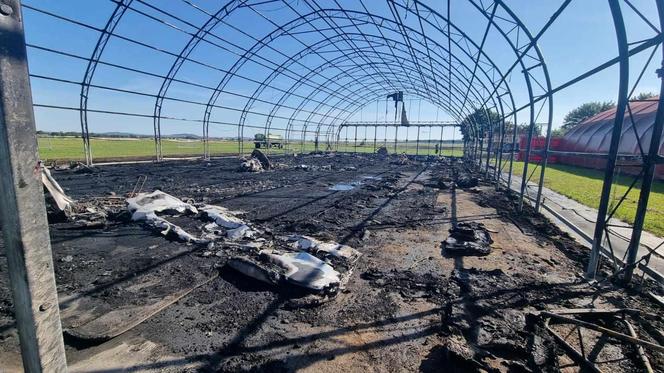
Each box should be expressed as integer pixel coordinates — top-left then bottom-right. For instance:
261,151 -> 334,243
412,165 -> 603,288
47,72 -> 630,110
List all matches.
0,153 -> 663,372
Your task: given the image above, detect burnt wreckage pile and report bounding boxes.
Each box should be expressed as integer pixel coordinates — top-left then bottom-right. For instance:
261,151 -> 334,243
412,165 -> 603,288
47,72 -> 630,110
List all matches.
443,222 -> 493,257
121,189 -> 360,295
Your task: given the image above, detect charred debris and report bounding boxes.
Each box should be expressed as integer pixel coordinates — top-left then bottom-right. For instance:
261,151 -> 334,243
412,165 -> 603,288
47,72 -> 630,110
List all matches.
24,152 -> 664,372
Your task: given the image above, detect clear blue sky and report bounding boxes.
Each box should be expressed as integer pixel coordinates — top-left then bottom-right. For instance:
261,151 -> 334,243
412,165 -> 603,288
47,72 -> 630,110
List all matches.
23,0 -> 662,142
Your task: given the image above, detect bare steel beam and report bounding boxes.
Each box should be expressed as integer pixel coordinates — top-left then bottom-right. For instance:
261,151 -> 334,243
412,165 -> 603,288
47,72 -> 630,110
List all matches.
0,1 -> 67,371
623,12 -> 664,283
586,0 -> 629,279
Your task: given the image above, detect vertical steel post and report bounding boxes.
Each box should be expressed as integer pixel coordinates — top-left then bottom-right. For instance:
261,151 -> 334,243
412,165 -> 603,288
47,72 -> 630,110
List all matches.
0,1 -> 68,370
479,129 -> 484,169
495,119 -> 505,184
405,125 -> 409,153
416,126 -> 420,155
427,126 -> 432,156
519,119 -> 536,210
353,126 -> 358,153
507,114 -> 518,192
586,0 -> 629,278
623,18 -> 664,283
485,121 -> 494,177
439,125 -> 444,156
373,100 -> 378,152
623,79 -> 664,282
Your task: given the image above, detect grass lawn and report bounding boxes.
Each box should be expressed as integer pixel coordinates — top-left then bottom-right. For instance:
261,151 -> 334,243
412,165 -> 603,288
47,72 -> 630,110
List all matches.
40,136 -> 661,235
499,160 -> 664,237
39,137 -> 465,161
38,136 -> 242,161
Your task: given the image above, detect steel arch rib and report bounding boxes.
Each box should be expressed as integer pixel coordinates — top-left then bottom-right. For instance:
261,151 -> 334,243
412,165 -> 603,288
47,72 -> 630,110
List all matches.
79,0 -> 134,165
213,8 -> 512,150
152,0 -> 246,161
200,8 -> 513,152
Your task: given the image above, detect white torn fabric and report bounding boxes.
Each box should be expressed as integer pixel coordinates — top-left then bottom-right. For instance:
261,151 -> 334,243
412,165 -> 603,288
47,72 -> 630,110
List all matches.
203,222 -> 221,233
126,191 -> 205,244
227,257 -> 278,285
127,190 -> 197,221
265,251 -> 340,291
226,224 -> 253,241
241,158 -> 263,172
151,215 -> 208,244
200,205 -> 245,229
41,166 -> 74,210
287,235 -> 361,262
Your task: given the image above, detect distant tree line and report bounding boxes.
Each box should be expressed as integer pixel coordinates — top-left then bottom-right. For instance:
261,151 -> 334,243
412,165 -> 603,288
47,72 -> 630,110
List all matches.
459,92 -> 657,140
36,131 -> 228,140
554,92 -> 657,136
36,131 -> 152,138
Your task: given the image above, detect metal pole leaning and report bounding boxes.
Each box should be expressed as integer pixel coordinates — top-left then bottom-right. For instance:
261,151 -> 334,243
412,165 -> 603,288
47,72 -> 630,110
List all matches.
0,1 -> 68,371
586,0 -> 629,279
624,60 -> 664,282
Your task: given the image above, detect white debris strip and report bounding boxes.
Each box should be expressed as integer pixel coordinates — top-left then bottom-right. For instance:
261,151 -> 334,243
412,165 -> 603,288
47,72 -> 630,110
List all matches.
127,192 -> 258,244
200,205 -> 257,240
287,235 -> 361,262
200,205 -> 245,229
227,257 -> 279,285
264,251 -> 340,291
150,215 -> 208,244
127,190 -> 197,221
241,158 -> 263,172
41,166 -> 74,211
127,191 -> 205,244
226,224 -> 254,241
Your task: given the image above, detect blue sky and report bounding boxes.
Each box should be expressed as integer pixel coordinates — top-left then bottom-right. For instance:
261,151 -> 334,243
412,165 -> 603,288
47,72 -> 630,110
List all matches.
23,0 -> 662,142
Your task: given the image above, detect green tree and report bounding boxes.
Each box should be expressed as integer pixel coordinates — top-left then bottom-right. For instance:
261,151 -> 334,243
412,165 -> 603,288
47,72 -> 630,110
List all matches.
562,101 -> 615,133
460,109 -> 502,140
503,122 -> 542,136
551,127 -> 566,137
632,92 -> 657,101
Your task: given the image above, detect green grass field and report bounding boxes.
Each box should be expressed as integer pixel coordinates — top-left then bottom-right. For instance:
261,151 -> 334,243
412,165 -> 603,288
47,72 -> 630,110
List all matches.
39,136 -> 660,236
498,160 -> 664,237
38,137 -> 464,160
38,136 -> 242,161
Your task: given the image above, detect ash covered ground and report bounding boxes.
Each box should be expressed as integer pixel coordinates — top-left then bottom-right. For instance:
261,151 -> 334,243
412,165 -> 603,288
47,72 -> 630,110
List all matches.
1,153 -> 663,372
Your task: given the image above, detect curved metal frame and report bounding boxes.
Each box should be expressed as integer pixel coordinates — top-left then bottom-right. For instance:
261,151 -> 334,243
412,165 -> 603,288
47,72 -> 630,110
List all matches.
19,0 -> 664,284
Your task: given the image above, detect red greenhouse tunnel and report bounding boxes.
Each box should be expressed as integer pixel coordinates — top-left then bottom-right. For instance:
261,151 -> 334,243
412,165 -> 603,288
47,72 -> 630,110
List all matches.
518,98 -> 664,179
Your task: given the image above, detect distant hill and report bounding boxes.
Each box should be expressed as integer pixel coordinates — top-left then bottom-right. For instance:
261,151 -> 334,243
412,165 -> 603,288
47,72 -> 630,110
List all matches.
166,133 -> 202,139
98,131 -> 151,138
99,132 -> 202,139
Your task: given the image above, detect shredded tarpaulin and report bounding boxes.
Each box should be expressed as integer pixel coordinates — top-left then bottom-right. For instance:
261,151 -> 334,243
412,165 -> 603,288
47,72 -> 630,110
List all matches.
226,224 -> 254,241
251,149 -> 271,170
151,215 -> 208,244
200,205 -> 245,228
287,235 -> 361,262
126,191 -> 206,244
41,166 -> 74,211
126,193 -> 257,244
127,190 -> 197,221
227,257 -> 279,285
265,251 -> 340,291
240,158 -> 263,172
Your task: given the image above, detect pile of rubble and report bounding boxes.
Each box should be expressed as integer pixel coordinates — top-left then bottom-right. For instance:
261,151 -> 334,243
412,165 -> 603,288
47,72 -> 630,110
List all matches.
393,153 -> 410,165
240,149 -> 271,172
228,235 -> 361,294
442,222 -> 493,256
126,190 -> 361,296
